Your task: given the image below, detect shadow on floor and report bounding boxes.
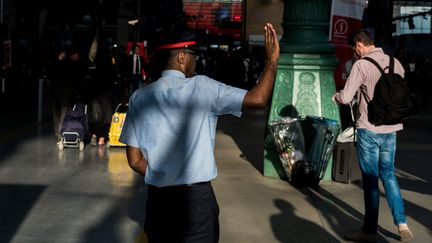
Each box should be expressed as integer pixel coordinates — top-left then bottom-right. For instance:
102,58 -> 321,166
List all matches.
0,184 -> 47,243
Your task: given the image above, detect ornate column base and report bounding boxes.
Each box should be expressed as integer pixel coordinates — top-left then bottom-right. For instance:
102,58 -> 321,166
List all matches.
263,53 -> 340,181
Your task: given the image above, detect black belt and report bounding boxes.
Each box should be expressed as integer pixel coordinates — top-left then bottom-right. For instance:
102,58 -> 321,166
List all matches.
149,181 -> 210,189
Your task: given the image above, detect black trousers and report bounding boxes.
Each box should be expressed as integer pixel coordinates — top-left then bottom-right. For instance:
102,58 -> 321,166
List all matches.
145,182 -> 220,243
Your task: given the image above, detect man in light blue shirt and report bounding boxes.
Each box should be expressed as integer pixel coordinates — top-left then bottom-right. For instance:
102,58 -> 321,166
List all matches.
121,69 -> 246,187
120,23 -> 279,243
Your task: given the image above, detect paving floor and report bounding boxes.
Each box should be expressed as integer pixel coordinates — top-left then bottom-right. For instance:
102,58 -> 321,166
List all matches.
0,104 -> 431,243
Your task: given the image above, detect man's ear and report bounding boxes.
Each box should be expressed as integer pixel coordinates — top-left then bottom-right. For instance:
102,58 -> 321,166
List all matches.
178,51 -> 186,65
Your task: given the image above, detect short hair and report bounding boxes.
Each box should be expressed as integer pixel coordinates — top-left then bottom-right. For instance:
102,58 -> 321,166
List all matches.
131,44 -> 140,53
348,30 -> 374,47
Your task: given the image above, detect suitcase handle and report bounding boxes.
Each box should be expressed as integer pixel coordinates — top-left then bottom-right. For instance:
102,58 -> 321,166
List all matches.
339,150 -> 345,175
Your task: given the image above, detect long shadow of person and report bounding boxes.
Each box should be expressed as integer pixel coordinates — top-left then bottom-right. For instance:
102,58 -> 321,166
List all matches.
270,198 -> 340,243
296,185 -> 399,242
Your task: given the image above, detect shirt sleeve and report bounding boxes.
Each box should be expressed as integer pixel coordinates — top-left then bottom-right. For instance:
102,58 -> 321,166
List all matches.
203,77 -> 247,117
333,60 -> 365,105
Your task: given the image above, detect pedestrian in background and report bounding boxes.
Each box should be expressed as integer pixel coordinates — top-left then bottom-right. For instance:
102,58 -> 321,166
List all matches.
120,23 -> 279,242
50,48 -> 86,144
49,50 -> 67,142
333,30 -> 413,242
85,46 -> 114,146
127,44 -> 146,95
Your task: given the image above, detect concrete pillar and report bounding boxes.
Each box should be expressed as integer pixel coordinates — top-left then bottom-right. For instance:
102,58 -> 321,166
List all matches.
264,0 -> 340,181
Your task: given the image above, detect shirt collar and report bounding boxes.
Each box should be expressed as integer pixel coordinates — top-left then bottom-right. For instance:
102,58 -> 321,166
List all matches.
365,47 -> 383,56
161,70 -> 185,79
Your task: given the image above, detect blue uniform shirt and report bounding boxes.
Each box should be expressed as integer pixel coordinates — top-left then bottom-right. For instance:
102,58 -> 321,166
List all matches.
120,70 -> 247,187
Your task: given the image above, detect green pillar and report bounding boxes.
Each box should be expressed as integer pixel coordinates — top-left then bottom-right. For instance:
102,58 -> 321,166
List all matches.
264,0 -> 340,181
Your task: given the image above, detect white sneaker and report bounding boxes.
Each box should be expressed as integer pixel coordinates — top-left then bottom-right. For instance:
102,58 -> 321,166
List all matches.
399,229 -> 413,241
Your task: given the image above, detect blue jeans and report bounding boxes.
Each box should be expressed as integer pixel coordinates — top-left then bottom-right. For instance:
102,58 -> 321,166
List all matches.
356,129 -> 407,234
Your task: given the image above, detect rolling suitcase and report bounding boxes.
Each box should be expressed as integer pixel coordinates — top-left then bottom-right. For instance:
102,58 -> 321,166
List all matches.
332,102 -> 361,183
333,142 -> 361,183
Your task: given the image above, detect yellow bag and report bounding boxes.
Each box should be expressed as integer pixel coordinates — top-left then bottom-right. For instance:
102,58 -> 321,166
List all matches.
108,104 -> 127,147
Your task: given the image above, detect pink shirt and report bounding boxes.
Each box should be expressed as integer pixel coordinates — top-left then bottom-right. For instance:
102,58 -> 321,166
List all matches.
333,47 -> 404,134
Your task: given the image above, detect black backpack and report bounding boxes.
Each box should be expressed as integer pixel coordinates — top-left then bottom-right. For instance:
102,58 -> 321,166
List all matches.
362,56 -> 413,126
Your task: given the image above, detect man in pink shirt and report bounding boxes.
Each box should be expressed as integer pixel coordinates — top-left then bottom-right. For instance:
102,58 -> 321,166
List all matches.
332,30 -> 413,242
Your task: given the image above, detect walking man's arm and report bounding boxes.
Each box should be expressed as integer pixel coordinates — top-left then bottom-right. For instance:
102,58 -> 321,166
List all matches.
126,145 -> 148,175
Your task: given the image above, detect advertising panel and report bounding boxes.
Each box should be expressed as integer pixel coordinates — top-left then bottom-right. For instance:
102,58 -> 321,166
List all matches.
330,0 -> 367,90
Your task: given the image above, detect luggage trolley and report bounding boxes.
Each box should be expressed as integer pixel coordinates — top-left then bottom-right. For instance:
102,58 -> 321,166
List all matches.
57,103 -> 89,151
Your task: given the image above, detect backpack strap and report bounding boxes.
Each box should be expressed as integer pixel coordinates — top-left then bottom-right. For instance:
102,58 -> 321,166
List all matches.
361,56 -> 392,103
362,57 -> 386,76
389,56 -> 395,73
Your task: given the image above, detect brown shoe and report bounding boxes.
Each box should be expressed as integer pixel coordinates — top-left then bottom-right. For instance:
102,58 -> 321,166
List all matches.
344,230 -> 377,242
98,137 -> 105,146
399,229 -> 413,241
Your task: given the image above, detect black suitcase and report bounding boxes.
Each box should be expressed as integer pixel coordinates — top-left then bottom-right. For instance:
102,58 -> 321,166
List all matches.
332,142 -> 361,183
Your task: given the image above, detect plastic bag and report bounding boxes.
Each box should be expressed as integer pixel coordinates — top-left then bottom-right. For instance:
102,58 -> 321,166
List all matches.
337,126 -> 356,143
269,117 -> 306,180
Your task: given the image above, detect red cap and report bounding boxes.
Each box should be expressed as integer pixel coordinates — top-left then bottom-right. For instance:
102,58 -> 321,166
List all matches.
154,41 -> 197,50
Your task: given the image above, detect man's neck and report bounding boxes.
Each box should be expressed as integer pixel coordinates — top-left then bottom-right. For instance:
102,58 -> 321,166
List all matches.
364,45 -> 376,55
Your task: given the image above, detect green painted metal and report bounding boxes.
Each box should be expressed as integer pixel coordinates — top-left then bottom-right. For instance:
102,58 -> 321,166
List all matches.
263,0 -> 341,181
280,0 -> 336,55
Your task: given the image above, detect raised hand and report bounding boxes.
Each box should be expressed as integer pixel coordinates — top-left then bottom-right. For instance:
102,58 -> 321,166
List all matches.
264,23 -> 280,64
242,23 -> 280,109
